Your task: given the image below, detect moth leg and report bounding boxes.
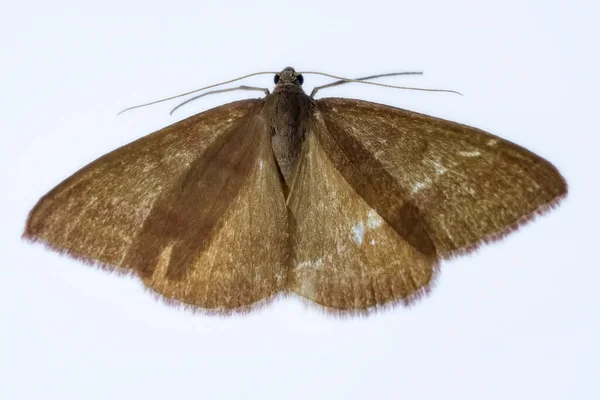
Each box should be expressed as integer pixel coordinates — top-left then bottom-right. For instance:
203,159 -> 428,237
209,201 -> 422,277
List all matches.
171,85 -> 270,114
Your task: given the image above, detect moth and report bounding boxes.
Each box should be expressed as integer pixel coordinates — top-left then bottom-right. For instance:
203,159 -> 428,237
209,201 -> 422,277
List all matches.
24,67 -> 567,314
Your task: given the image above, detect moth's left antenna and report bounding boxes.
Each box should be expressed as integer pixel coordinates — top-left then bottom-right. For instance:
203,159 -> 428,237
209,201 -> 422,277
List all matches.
117,71 -> 277,115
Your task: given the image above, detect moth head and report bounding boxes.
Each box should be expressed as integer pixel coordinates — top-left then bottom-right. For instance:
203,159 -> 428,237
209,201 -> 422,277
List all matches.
274,67 -> 304,86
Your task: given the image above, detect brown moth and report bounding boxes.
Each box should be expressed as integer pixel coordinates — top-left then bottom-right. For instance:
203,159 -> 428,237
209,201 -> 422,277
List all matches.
23,67 -> 567,314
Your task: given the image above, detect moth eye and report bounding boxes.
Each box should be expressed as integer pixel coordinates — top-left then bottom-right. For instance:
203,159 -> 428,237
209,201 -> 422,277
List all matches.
296,74 -> 304,85
274,74 -> 280,84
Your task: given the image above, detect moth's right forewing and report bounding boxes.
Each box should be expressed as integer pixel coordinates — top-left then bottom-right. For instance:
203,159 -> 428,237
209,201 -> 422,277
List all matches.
316,98 -> 567,257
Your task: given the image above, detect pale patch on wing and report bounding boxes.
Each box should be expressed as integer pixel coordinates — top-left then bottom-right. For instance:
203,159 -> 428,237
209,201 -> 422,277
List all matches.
458,150 -> 481,157
411,180 -> 430,194
351,222 -> 365,245
366,210 -> 383,229
297,258 -> 324,270
427,160 -> 448,176
287,132 -> 437,310
351,210 -> 384,244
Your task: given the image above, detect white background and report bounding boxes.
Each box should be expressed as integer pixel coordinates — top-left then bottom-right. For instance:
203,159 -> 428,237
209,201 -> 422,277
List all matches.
1,1 -> 598,399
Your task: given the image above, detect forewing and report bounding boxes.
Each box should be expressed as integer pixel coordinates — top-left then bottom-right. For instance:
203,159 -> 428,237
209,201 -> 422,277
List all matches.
25,99 -> 289,311
286,130 -> 437,311
316,98 -> 567,257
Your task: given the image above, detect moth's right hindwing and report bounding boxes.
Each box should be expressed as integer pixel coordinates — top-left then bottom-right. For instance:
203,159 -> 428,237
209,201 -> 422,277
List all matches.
286,130 -> 438,310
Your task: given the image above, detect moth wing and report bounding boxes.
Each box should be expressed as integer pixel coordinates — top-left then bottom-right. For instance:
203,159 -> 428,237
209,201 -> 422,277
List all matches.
25,99 -> 289,311
286,130 -> 438,311
315,98 -> 567,257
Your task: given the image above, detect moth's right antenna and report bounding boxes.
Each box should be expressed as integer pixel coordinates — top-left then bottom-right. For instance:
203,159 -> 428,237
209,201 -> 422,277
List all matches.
302,71 -> 462,98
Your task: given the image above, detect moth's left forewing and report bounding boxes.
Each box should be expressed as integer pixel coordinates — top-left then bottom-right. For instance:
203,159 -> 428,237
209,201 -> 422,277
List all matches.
286,116 -> 438,312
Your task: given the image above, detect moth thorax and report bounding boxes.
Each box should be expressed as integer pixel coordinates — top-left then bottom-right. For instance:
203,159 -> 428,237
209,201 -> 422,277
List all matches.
265,88 -> 314,183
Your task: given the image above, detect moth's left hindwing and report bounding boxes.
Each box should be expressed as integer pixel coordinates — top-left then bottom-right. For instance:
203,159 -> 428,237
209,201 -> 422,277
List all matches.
25,99 -> 289,311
